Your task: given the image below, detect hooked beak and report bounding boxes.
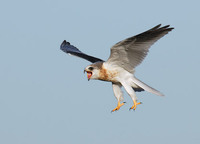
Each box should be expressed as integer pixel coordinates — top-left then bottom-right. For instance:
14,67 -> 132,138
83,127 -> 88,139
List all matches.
84,70 -> 92,81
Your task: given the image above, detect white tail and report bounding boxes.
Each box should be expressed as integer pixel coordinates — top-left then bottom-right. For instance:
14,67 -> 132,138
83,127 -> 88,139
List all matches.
131,77 -> 164,96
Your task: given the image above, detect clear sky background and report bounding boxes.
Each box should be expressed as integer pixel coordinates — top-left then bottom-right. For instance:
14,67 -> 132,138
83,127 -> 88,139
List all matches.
0,0 -> 199,144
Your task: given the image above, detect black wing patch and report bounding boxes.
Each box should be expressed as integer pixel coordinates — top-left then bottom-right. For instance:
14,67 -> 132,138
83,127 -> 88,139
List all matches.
60,40 -> 104,63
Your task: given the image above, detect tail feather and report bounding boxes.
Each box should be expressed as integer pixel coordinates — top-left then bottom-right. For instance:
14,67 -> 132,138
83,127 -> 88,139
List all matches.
131,77 -> 164,96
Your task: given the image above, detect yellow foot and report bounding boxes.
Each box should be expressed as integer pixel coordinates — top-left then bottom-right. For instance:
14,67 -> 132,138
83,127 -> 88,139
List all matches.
129,100 -> 142,110
111,102 -> 126,112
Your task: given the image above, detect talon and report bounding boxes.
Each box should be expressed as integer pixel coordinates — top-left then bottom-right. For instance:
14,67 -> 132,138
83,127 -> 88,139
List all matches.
130,100 -> 142,110
111,101 -> 125,112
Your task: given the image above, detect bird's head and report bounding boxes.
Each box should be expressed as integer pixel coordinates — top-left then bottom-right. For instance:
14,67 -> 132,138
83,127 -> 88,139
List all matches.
84,63 -> 102,81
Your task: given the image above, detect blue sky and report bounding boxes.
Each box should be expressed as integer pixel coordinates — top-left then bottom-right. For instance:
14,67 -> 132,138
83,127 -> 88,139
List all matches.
0,0 -> 200,144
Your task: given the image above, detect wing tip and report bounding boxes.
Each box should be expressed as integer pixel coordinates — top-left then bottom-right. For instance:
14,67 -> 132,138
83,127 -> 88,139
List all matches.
60,40 -> 71,51
161,24 -> 174,31
154,24 -> 162,29
152,24 -> 174,31
61,40 -> 70,46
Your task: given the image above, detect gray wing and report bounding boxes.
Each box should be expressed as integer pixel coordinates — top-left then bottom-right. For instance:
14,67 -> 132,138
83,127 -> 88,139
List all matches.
60,40 -> 104,63
106,24 -> 174,73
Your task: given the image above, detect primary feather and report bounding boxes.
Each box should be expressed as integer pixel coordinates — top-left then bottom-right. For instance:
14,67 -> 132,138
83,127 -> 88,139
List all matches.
107,24 -> 174,73
60,40 -> 104,63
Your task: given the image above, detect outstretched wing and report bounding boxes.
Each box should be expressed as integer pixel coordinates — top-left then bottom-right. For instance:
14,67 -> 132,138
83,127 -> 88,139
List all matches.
60,40 -> 104,63
106,24 -> 174,73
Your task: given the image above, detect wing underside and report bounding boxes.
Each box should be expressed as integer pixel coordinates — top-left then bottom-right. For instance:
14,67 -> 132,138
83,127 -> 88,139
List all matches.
107,24 -> 174,73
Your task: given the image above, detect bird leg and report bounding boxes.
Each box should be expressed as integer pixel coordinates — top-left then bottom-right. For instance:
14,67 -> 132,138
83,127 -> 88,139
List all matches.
129,100 -> 142,110
111,101 -> 125,112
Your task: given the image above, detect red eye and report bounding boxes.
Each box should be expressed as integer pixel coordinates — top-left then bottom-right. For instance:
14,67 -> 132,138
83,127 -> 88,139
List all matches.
88,67 -> 94,71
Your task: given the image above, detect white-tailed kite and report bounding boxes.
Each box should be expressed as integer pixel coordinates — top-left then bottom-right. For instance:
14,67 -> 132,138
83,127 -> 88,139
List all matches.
60,24 -> 174,112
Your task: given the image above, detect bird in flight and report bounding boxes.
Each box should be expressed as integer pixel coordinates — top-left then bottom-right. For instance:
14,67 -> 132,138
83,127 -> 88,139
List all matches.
60,24 -> 174,112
